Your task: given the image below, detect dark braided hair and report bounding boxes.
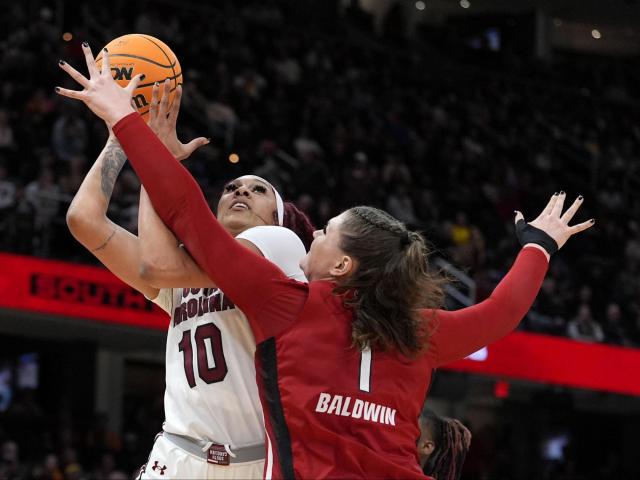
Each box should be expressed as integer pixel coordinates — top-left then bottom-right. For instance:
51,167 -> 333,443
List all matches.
282,201 -> 315,251
421,410 -> 472,480
336,206 -> 447,357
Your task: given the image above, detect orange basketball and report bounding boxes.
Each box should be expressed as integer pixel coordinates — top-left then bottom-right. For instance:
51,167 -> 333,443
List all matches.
95,34 -> 182,122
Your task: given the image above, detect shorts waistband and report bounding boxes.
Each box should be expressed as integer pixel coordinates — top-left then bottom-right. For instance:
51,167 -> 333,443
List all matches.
162,431 -> 265,464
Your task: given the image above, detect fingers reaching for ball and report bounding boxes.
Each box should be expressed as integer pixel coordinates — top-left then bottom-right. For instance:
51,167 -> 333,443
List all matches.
82,42 -> 100,79
100,48 -> 110,77
149,82 -> 160,123
56,44 -> 137,126
169,84 -> 183,124
56,35 -> 203,151
144,81 -> 208,161
124,73 -> 145,95
59,35 -> 185,126
160,78 -> 171,116
58,60 -> 89,89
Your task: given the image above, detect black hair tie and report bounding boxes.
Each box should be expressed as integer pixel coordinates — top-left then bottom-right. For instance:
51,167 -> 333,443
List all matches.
515,219 -> 558,256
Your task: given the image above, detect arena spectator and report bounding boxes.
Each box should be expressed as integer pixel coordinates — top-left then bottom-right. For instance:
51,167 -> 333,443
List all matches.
0,0 -> 638,477
386,183 -> 420,227
602,303 -> 630,346
526,277 -> 567,335
0,164 -> 16,216
51,110 -> 88,163
22,168 -> 61,256
0,440 -> 26,480
566,304 -> 605,343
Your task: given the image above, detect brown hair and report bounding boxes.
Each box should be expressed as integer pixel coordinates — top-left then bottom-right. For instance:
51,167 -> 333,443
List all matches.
335,206 -> 447,357
282,201 -> 315,251
421,410 -> 472,480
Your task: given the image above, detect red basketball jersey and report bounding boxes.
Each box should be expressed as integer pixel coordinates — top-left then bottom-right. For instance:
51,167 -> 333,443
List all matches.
254,280 -> 433,479
114,113 -> 549,479
248,246 -> 547,479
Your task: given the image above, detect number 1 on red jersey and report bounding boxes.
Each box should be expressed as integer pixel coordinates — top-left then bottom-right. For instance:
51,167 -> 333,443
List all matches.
359,347 -> 372,392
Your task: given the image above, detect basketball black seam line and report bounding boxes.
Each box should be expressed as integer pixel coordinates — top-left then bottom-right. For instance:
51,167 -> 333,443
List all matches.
139,73 -> 183,88
95,53 -> 176,69
138,35 -> 178,86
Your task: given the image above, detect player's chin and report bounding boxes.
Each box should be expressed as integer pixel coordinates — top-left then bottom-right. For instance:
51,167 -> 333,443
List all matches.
221,210 -> 262,229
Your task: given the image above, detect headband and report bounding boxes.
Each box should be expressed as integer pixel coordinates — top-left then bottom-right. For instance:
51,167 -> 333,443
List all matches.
242,175 -> 284,226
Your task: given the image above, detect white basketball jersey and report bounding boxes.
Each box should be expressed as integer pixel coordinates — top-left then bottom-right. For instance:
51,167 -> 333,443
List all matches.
151,226 -> 307,448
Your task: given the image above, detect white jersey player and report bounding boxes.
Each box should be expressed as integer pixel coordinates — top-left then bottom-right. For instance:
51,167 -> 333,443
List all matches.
66,81 -> 315,480
144,225 -> 306,479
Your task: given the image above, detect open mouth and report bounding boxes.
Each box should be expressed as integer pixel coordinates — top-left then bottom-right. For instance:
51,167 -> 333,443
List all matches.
230,201 -> 250,211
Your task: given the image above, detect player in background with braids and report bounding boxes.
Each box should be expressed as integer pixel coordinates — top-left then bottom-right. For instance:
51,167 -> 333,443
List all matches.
419,410 -> 471,480
63,64 -> 314,479
58,45 -> 595,479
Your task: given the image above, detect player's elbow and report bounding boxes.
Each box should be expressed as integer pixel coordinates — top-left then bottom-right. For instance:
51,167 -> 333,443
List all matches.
139,260 -> 158,283
139,258 -> 171,287
66,204 -> 90,238
66,203 -> 109,245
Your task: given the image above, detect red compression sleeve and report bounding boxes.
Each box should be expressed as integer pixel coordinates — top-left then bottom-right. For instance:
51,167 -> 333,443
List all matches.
427,246 -> 548,367
113,113 -> 307,341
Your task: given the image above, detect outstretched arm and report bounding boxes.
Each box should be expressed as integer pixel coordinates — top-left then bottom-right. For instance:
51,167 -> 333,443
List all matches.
428,246 -> 547,366
136,80 -> 214,288
57,49 -> 303,338
66,135 -> 159,299
136,81 -> 265,289
56,44 -> 307,340
137,186 -> 216,288
428,192 -> 594,366
113,113 -> 308,341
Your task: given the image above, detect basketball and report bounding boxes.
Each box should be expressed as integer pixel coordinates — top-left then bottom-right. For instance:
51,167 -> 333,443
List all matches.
94,34 -> 182,121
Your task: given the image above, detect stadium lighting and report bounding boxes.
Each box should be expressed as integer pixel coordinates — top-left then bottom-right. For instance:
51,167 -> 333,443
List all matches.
460,0 -> 470,9
591,29 -> 602,39
229,153 -> 240,163
415,1 -> 426,10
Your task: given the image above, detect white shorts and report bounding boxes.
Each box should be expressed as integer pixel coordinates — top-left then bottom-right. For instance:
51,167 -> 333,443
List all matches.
138,434 -> 264,480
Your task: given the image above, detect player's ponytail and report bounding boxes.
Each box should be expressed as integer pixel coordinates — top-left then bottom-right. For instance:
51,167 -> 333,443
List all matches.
336,206 -> 447,357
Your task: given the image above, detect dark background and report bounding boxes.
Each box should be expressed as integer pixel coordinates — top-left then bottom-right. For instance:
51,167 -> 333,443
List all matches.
1,0 -> 640,478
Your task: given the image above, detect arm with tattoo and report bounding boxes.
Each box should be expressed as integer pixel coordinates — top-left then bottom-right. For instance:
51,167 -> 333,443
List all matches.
100,138 -> 128,203
66,134 -> 159,298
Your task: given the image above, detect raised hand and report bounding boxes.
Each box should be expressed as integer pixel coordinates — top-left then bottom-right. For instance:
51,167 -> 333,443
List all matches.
56,43 -> 142,126
515,191 -> 594,252
148,79 -> 209,161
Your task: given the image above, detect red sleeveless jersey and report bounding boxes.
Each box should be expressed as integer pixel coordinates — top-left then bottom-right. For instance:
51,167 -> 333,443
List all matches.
114,113 -> 549,479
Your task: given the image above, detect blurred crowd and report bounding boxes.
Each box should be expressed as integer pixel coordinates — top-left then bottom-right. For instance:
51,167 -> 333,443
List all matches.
2,1 -> 640,343
0,1 -> 639,476
0,389 -> 164,480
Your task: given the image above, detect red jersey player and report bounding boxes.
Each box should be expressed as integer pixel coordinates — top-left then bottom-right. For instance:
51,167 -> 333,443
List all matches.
57,45 -> 595,479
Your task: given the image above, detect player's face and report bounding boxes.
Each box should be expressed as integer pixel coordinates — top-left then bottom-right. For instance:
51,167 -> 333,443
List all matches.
217,176 -> 278,236
301,212 -> 353,282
